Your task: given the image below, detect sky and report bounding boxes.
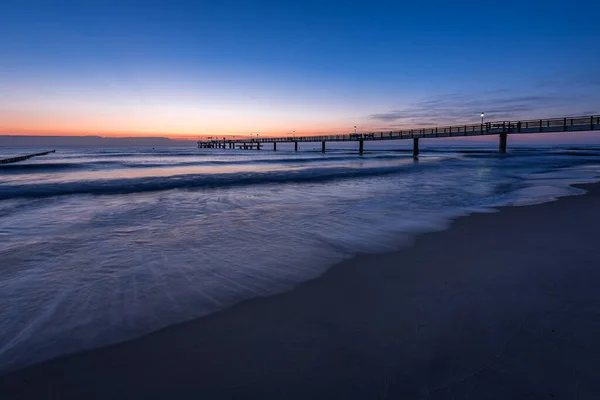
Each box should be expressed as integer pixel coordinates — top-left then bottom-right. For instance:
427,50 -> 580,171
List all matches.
1,0 -> 599,139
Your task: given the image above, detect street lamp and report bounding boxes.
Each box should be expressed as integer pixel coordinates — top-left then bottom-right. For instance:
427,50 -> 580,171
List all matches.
481,112 -> 485,124
354,126 -> 357,134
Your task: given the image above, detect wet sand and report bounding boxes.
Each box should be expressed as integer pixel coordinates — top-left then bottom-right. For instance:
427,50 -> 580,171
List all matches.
2,184 -> 600,399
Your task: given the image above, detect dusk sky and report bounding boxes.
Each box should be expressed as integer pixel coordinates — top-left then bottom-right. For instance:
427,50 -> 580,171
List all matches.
1,0 -> 599,138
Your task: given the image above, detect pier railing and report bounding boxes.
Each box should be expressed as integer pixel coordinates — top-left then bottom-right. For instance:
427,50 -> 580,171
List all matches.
200,115 -> 599,145
197,115 -> 600,154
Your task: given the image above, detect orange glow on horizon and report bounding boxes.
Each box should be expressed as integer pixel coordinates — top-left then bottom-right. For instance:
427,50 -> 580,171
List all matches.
0,125 -> 387,140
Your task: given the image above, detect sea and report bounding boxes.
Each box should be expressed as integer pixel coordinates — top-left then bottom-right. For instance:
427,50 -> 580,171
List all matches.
1,142 -> 600,372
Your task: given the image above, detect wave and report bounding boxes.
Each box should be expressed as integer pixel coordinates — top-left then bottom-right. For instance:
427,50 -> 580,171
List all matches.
0,163 -> 434,199
124,153 -> 412,167
0,161 -> 123,173
0,153 -> 414,175
550,151 -> 600,157
0,163 -> 84,173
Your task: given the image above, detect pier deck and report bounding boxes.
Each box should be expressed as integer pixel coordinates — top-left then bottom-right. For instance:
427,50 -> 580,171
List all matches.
198,115 -> 600,154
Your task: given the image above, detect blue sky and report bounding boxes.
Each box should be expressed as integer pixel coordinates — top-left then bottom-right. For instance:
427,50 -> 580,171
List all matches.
1,0 -> 599,137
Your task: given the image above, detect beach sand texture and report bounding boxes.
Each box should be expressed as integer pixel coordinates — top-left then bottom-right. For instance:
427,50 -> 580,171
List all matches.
1,184 -> 600,399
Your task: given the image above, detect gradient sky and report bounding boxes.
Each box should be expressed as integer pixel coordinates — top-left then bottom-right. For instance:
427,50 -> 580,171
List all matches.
1,0 -> 599,138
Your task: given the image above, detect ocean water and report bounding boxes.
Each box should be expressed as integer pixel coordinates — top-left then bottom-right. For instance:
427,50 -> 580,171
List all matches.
1,143 -> 600,372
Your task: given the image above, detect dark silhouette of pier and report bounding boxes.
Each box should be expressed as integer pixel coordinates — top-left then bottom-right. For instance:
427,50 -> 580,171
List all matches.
198,115 -> 600,155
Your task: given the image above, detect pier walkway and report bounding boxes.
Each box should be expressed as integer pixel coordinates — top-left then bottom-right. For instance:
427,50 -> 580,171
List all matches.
198,115 -> 600,155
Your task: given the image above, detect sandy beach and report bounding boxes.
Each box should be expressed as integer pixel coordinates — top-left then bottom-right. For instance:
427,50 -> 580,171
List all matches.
2,183 -> 600,399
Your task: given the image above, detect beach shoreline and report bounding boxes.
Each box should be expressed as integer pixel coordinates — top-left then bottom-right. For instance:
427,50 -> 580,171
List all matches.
2,182 -> 600,399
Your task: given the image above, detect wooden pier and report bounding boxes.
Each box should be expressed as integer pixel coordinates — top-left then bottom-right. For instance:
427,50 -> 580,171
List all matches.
0,150 -> 56,164
198,115 -> 600,155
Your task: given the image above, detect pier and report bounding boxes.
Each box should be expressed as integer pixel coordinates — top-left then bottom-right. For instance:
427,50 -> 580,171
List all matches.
198,115 -> 600,154
0,150 -> 56,164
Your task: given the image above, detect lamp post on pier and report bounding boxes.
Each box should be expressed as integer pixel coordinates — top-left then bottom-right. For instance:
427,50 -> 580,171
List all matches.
481,112 -> 485,133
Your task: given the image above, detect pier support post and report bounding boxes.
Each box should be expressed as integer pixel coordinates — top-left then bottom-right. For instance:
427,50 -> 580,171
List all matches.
413,138 -> 419,157
256,143 -> 261,150
321,141 -> 326,153
359,139 -> 364,154
499,133 -> 507,153
273,142 -> 277,151
294,141 -> 298,152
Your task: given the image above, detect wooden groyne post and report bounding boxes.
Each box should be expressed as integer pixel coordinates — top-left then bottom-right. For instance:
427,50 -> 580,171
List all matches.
0,150 -> 56,164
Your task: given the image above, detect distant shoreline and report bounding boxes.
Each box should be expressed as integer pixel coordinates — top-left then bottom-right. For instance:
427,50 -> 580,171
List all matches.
0,135 -> 196,147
